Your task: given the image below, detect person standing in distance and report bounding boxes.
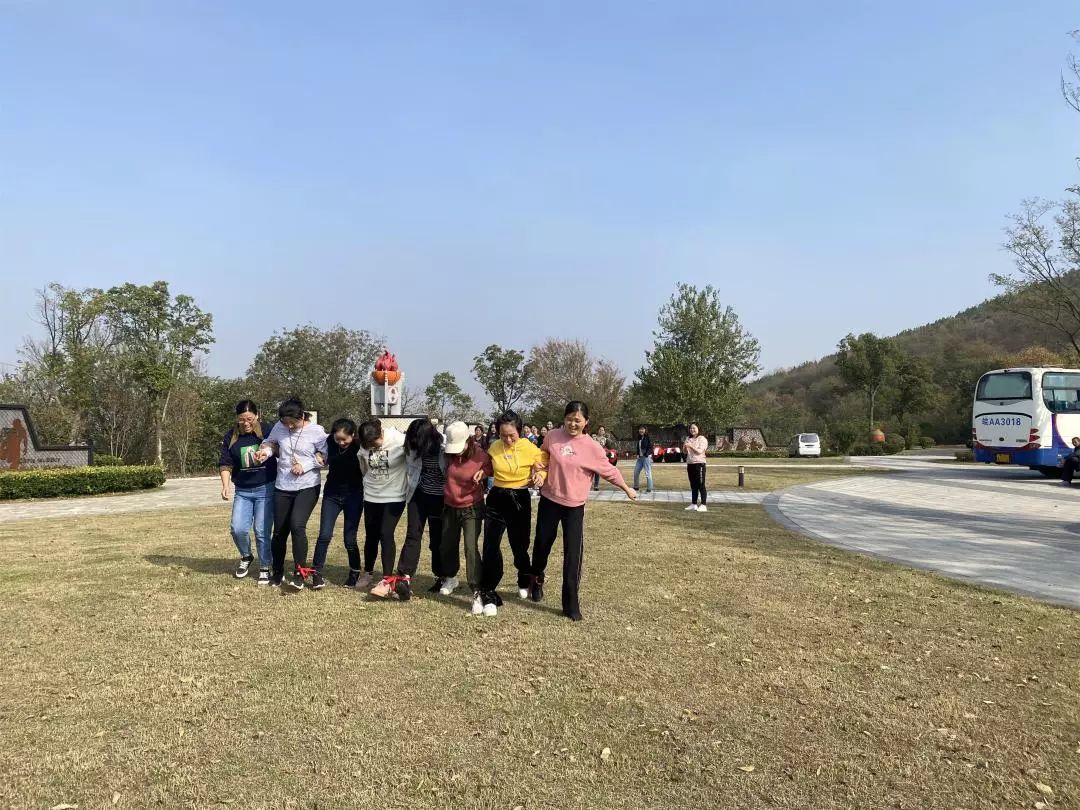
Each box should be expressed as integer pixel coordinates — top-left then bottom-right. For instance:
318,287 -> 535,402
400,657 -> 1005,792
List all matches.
683,423 -> 709,512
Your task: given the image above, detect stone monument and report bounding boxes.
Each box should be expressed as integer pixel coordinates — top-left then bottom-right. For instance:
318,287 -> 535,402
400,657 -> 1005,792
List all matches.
368,350 -> 428,433
0,404 -> 92,470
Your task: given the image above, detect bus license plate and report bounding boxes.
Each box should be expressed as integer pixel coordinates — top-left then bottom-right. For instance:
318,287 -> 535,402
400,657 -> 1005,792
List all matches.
995,453 -> 1010,464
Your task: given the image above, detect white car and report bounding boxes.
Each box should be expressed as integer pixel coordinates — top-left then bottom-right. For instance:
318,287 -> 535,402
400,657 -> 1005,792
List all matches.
789,433 -> 821,458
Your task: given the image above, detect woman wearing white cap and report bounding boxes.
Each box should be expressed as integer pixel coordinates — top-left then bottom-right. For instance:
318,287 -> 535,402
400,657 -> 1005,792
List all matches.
438,421 -> 492,614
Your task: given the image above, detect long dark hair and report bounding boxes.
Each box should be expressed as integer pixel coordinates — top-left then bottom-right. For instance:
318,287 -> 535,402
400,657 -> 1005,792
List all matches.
331,418 -> 357,437
405,417 -> 442,457
230,400 -> 262,447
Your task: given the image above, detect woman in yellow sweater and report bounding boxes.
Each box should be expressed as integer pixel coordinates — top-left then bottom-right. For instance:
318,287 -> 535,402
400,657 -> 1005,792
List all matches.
479,410 -> 546,617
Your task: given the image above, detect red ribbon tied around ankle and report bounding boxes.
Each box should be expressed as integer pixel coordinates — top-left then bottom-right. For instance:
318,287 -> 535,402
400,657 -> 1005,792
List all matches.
295,565 -> 317,578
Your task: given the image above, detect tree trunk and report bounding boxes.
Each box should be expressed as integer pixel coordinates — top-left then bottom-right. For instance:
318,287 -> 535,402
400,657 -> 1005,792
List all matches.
868,389 -> 876,434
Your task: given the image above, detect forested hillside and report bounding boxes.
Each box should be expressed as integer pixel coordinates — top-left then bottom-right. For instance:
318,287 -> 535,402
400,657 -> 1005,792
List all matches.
740,285 -> 1077,449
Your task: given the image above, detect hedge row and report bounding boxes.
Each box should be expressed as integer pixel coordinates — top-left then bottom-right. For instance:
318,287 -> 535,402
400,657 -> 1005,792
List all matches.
0,465 -> 166,500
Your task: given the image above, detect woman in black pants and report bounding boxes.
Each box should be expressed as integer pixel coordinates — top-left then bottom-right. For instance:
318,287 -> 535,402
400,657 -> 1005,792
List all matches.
311,418 -> 364,589
400,418 -> 447,592
254,399 -> 328,590
479,411 -> 545,617
682,422 -> 709,513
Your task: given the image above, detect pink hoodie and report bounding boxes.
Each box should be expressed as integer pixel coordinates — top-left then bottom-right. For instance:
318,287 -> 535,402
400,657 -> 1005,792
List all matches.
541,428 -> 627,507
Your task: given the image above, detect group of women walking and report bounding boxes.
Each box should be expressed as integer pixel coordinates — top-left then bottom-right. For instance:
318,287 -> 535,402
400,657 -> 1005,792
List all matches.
220,398 -> 637,620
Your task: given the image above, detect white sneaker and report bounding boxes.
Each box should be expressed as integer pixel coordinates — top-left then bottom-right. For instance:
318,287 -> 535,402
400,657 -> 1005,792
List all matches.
697,504 -> 708,512
685,504 -> 698,511
439,576 -> 459,596
482,601 -> 498,617
517,587 -> 529,599
471,593 -> 484,615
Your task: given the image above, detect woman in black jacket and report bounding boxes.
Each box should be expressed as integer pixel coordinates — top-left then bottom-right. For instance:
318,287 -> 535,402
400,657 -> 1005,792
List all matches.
632,425 -> 654,493
311,418 -> 365,589
1062,436 -> 1080,486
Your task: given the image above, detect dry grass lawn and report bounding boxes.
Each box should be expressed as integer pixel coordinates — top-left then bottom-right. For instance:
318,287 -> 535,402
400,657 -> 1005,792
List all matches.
1,499 -> 1078,809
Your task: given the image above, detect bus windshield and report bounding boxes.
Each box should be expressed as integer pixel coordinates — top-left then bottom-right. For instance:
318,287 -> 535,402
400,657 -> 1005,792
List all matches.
1042,372 -> 1080,413
976,372 -> 1032,402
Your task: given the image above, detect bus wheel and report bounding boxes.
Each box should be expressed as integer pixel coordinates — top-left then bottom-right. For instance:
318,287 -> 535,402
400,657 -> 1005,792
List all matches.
1037,466 -> 1063,479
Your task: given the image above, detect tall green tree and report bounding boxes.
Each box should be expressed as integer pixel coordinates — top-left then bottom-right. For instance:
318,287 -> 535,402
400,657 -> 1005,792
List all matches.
104,281 -> 214,465
627,283 -> 760,429
424,371 -> 476,424
472,345 -> 533,415
834,332 -> 894,432
890,352 -> 940,426
246,324 -> 383,425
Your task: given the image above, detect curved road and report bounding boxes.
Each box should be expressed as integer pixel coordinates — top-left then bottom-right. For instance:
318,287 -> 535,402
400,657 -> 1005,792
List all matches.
769,457 -> 1080,608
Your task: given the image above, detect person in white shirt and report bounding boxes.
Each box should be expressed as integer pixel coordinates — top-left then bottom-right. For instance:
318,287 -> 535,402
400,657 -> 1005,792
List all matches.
356,419 -> 410,599
254,399 -> 328,589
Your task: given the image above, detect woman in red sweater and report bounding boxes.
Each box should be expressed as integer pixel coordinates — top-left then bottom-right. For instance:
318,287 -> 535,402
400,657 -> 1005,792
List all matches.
531,400 -> 637,621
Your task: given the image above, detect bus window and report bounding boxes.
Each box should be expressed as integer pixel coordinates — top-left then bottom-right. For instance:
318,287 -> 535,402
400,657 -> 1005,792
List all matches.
976,372 -> 1032,401
1042,372 -> 1080,413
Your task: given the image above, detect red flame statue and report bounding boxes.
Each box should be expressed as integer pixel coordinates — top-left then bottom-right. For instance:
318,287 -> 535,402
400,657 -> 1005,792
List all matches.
372,350 -> 401,385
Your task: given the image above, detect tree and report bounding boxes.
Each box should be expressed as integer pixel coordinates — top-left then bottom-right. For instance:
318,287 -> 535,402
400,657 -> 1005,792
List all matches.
246,324 -> 383,425
103,281 -> 215,466
424,371 -> 476,424
527,338 -> 625,429
472,345 -> 533,415
890,352 -> 940,426
835,332 -> 894,432
1063,29 -> 1079,115
991,193 -> 1080,361
997,345 -> 1069,368
627,284 -> 760,429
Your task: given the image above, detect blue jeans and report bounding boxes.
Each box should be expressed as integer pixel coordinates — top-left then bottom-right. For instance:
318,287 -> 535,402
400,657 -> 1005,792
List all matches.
313,488 -> 364,571
633,456 -> 653,491
230,482 -> 275,565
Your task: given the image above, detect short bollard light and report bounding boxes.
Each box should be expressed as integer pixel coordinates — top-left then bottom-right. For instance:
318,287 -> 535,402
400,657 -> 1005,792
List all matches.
738,465 -> 745,487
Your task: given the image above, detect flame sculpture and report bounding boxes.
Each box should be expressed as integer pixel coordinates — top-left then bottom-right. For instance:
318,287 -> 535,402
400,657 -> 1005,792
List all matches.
372,350 -> 401,385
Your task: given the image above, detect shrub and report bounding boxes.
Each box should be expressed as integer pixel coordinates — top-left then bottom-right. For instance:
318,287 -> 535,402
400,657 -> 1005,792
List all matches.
707,450 -> 789,459
954,449 -> 974,462
883,435 -> 906,455
92,453 -> 125,466
920,436 -> 936,449
849,444 -> 885,456
0,465 -> 165,500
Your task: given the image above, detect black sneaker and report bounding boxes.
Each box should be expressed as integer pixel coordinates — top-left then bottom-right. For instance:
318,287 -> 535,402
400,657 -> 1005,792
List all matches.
530,577 -> 544,603
257,568 -> 271,586
563,608 -> 584,622
269,574 -> 283,588
395,576 -> 412,601
311,571 -> 326,590
234,556 -> 254,578
287,573 -> 306,591
343,570 -> 360,588
427,578 -> 443,594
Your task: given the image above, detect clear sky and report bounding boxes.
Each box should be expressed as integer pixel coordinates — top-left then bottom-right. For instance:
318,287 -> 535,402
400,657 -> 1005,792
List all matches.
1,1 -> 1077,401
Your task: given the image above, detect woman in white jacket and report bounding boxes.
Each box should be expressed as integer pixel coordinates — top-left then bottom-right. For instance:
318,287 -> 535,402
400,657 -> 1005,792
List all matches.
356,419 -> 411,599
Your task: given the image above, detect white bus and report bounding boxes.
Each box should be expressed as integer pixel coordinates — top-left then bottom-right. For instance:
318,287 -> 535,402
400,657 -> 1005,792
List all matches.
972,367 -> 1080,475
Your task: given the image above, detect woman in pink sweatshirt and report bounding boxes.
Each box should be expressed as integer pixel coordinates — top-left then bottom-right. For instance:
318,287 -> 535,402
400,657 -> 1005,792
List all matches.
531,400 -> 637,621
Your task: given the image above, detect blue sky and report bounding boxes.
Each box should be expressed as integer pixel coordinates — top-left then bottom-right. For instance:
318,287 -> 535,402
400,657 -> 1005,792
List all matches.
1,1 -> 1077,402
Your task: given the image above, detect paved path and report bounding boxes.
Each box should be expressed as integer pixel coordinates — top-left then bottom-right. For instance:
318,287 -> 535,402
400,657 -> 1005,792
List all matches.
768,457 -> 1080,608
0,477 -> 764,522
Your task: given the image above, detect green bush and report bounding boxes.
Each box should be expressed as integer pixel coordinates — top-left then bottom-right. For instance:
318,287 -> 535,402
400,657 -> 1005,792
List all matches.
92,453 -> 125,466
954,449 -> 974,462
883,435 -> 906,454
920,436 -> 936,449
707,450 -> 789,458
0,465 -> 165,500
849,443 -> 885,456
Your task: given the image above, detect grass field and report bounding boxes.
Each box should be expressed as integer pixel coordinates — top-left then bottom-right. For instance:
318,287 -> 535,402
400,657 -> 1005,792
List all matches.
611,462 -> 883,493
2,497 -> 1078,809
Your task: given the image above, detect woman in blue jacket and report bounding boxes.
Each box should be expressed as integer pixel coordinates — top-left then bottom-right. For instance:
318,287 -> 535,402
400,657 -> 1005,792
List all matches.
219,400 -> 277,584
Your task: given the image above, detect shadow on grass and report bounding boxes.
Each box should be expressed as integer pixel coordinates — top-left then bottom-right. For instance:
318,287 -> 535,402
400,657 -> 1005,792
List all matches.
145,553 -> 236,576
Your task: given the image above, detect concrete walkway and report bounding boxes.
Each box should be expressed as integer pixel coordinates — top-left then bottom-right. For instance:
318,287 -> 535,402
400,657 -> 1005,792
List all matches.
768,457 -> 1080,609
0,477 -> 765,522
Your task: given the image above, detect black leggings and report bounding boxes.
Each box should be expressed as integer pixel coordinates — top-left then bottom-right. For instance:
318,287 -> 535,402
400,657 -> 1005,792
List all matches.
1064,457 -> 1080,484
399,490 -> 444,577
531,495 -> 586,615
363,500 -> 406,576
687,463 -> 707,505
481,487 -> 533,591
271,485 -> 321,577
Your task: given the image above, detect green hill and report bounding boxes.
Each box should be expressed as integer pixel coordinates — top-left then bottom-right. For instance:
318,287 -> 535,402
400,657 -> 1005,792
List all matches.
742,290 -> 1074,449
